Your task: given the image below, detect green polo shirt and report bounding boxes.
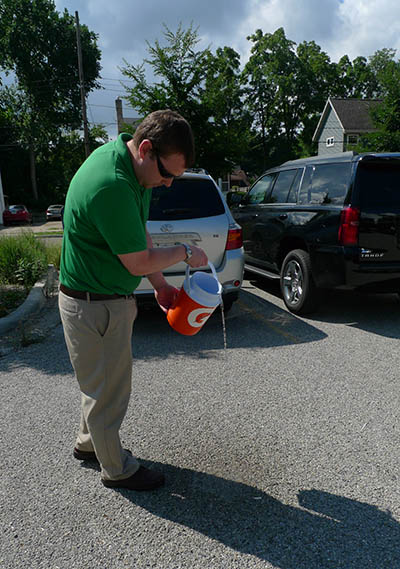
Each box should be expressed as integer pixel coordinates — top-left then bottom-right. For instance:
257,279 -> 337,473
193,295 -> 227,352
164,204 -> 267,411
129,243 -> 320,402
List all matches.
60,133 -> 151,295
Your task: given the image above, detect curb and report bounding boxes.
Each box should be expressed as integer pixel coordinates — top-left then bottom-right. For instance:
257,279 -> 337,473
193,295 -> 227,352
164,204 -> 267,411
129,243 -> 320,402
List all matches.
0,265 -> 59,336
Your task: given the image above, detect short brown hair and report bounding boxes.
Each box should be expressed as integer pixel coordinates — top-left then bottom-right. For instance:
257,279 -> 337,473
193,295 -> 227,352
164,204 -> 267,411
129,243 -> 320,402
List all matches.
132,109 -> 195,167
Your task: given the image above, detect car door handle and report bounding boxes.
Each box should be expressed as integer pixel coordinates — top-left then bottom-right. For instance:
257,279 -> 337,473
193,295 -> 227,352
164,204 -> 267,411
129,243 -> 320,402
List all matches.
251,214 -> 259,219
278,214 -> 288,220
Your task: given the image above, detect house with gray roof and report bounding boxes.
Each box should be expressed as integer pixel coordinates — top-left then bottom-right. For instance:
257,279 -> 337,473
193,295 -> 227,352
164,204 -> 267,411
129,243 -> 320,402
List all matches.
312,97 -> 381,155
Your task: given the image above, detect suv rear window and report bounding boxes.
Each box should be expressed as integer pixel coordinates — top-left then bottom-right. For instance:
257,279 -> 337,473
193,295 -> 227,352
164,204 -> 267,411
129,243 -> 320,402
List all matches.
357,161 -> 400,209
149,178 -> 225,220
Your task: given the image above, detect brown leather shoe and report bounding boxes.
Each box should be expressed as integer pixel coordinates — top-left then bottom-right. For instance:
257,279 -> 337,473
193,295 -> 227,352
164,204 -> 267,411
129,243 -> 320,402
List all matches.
73,448 -> 98,462
73,448 -> 132,463
102,466 -> 165,491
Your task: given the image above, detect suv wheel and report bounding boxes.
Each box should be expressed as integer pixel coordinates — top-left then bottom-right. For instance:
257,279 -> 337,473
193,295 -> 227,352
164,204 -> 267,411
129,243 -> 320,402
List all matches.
280,249 -> 318,315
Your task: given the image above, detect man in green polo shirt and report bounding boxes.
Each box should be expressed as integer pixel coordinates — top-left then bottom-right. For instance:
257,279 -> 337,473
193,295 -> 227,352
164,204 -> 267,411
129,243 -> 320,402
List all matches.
59,110 -> 208,491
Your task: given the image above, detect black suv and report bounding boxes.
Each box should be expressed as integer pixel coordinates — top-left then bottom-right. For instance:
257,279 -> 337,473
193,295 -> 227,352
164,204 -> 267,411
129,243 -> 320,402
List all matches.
232,151 -> 400,314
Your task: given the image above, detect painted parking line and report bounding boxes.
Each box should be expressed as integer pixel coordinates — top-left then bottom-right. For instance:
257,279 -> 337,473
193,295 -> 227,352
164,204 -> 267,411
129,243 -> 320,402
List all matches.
237,299 -> 303,345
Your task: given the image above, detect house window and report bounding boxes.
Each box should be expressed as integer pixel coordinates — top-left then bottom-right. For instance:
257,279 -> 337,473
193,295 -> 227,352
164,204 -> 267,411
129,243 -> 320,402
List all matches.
347,134 -> 359,145
326,137 -> 334,147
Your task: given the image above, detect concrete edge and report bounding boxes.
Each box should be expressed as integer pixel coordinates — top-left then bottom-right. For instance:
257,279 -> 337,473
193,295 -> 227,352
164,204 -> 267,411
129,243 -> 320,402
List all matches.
0,265 -> 59,336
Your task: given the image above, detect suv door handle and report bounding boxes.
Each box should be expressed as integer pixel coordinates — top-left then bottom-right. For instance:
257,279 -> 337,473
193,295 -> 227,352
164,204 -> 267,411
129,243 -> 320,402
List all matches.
278,214 -> 288,220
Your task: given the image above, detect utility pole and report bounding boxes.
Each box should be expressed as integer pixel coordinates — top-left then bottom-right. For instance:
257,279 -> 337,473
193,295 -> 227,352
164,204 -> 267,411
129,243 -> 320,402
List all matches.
75,11 -> 90,158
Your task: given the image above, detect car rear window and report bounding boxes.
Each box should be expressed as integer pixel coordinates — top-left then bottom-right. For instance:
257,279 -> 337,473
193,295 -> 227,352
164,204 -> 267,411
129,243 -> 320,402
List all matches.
149,178 -> 225,220
357,161 -> 400,209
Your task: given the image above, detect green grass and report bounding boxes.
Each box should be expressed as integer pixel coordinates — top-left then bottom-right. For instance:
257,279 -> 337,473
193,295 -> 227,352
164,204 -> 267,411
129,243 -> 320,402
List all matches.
0,232 -> 61,316
44,241 -> 62,268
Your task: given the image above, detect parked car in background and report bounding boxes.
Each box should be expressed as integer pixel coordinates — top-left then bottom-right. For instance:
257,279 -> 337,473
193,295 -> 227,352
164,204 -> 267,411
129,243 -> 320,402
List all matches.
231,151 -> 400,315
135,169 -> 244,312
46,204 -> 64,221
2,204 -> 32,226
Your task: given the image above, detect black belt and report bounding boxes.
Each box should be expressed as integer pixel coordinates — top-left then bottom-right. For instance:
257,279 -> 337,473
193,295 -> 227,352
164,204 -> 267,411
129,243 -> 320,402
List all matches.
60,284 -> 134,301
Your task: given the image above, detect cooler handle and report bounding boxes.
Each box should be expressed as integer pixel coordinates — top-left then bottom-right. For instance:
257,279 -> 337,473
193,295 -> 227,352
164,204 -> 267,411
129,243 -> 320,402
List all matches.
185,261 -> 218,294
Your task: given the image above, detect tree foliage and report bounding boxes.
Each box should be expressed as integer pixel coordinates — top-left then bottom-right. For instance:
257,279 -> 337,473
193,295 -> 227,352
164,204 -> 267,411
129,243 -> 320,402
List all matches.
0,0 -> 101,202
353,49 -> 400,152
121,23 -> 252,176
0,0 -> 101,127
3,14 -> 400,205
242,28 -> 336,167
201,46 -> 252,174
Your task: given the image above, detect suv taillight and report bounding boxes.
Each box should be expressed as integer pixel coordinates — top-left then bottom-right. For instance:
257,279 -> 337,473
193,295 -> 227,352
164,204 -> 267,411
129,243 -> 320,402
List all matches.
338,206 -> 360,245
226,227 -> 243,250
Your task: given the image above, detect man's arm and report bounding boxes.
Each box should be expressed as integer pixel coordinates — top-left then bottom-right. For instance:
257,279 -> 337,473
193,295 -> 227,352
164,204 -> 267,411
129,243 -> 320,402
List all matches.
143,230 -> 179,312
120,229 -> 207,313
144,229 -> 170,290
118,230 -> 208,276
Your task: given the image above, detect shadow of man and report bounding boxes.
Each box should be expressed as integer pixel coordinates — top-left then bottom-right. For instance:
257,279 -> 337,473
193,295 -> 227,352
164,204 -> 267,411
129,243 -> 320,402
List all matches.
104,460 -> 400,568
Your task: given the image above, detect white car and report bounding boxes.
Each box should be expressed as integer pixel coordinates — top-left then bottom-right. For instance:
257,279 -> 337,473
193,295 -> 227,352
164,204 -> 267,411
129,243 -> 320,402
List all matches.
46,204 -> 64,221
135,170 -> 244,311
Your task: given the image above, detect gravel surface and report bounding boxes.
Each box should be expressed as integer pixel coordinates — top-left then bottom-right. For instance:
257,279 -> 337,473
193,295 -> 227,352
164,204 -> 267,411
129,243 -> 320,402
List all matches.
1,281 -> 400,568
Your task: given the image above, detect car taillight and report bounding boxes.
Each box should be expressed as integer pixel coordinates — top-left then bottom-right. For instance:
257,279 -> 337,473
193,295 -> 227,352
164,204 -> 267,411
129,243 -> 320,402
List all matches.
225,227 -> 243,250
338,206 -> 360,245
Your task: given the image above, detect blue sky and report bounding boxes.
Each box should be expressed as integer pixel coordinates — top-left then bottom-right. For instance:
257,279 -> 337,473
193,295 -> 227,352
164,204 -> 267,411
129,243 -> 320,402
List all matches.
50,0 -> 400,138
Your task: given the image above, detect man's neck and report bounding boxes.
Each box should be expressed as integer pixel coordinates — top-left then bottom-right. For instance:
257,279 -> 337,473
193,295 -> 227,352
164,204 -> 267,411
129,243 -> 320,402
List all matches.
126,139 -> 142,184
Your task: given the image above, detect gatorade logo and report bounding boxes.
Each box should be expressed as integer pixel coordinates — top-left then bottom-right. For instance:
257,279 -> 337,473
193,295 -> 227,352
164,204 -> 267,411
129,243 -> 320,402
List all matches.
187,307 -> 214,328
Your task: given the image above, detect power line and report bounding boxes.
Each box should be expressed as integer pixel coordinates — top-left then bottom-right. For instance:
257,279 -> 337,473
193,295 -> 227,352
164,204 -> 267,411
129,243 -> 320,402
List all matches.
100,76 -> 137,83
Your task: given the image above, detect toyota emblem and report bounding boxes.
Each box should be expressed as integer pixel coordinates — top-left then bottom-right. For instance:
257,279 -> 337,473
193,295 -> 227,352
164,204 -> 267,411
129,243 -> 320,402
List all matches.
160,224 -> 173,233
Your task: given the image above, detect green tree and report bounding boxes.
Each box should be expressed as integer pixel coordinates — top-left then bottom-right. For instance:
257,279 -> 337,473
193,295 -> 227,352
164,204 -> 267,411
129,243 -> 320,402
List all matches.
34,127 -> 109,207
120,23 -> 207,123
295,40 -> 335,155
0,0 -> 101,127
243,28 -> 310,168
242,30 -> 277,169
0,94 -> 30,204
201,47 -> 252,175
330,55 -> 379,98
121,23 -> 211,165
356,49 -> 400,152
0,84 -> 57,200
0,0 -> 101,200
121,23 -> 251,177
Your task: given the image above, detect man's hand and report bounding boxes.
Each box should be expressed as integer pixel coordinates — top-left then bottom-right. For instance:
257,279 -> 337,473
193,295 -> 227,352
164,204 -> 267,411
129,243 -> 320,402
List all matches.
186,245 -> 208,268
154,283 -> 180,313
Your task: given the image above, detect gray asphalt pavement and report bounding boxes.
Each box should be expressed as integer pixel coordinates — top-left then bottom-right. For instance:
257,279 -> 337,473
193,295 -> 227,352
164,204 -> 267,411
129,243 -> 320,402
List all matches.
1,281 -> 400,568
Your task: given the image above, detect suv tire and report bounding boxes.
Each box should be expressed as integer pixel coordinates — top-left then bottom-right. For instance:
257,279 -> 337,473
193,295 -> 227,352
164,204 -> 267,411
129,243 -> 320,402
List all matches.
280,249 -> 319,315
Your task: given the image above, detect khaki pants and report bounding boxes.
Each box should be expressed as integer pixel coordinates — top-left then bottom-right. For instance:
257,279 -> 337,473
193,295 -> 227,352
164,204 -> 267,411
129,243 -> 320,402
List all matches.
59,291 -> 139,481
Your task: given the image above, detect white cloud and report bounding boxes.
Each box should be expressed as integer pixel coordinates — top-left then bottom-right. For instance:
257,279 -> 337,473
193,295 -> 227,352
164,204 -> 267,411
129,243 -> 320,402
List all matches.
237,0 -> 400,63
237,0 -> 343,63
329,0 -> 400,61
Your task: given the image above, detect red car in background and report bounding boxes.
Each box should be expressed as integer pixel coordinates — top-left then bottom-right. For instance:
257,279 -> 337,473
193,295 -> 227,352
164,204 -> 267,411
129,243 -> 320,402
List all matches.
2,204 -> 33,226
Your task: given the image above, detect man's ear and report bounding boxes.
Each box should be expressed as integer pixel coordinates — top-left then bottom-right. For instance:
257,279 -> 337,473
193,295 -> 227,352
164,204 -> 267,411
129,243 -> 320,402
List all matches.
138,139 -> 153,160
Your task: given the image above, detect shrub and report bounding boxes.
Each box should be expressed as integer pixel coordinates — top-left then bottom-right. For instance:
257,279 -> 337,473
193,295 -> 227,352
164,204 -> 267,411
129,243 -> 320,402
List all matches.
0,231 -> 49,289
45,242 -> 62,269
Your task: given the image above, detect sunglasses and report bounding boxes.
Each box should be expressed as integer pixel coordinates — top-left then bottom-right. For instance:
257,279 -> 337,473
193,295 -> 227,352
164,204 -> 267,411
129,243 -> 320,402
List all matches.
155,153 -> 175,179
